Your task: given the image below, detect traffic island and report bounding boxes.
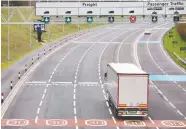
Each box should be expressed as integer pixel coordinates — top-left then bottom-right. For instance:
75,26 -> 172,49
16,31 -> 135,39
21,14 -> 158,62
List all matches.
163,25 -> 186,69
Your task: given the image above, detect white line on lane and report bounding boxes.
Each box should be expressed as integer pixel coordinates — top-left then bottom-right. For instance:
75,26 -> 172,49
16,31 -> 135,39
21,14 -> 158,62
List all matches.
133,25 -> 186,120
35,116 -> 38,123
37,108 -> 40,114
148,116 -> 155,124
42,94 -> 45,100
146,32 -> 186,93
39,101 -> 43,107
44,88 -> 47,94
74,107 -> 77,114
108,108 -> 112,115
74,115 -> 78,123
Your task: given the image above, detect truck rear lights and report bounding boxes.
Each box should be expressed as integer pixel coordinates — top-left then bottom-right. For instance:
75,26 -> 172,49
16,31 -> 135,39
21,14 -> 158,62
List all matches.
139,104 -> 147,107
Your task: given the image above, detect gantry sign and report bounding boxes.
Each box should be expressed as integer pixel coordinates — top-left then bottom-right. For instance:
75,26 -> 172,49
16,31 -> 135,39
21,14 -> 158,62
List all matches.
36,1 -> 186,16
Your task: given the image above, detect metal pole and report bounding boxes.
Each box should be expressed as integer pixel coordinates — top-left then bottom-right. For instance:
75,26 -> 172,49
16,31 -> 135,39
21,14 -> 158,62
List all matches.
8,0 -> 10,61
30,0 -> 32,47
63,24 -> 64,32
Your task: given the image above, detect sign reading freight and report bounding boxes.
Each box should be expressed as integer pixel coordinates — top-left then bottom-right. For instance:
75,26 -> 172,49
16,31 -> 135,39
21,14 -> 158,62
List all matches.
35,1 -> 186,16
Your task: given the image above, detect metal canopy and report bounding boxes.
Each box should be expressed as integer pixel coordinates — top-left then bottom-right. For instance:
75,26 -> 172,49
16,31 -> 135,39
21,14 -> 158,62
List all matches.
35,1 -> 186,16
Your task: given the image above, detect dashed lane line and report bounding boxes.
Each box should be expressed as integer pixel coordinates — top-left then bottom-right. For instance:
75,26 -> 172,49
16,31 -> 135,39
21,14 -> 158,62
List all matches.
146,31 -> 186,93
73,29 -> 115,129
134,25 -> 186,120
132,23 -> 171,129
35,44 -> 81,123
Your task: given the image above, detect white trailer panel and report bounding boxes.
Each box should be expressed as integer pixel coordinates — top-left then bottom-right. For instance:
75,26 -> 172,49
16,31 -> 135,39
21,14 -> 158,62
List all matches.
118,75 -> 148,107
107,65 -> 118,107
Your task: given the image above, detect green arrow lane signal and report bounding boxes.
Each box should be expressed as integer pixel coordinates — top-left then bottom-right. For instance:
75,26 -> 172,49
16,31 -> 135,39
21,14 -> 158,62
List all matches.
87,17 -> 93,23
43,17 -> 50,23
65,17 -> 71,23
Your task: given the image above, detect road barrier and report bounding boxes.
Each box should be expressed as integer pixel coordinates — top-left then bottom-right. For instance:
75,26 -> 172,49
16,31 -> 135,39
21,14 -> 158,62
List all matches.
18,72 -> 21,79
25,64 -> 27,72
1,93 -> 4,104
10,81 -> 13,90
174,52 -> 186,65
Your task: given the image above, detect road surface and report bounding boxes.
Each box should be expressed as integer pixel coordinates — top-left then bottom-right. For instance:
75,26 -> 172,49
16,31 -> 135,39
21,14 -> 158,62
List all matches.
1,22 -> 186,129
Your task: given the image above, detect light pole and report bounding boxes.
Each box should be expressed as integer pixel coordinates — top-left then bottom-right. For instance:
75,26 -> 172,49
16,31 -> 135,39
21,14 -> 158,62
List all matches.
30,0 -> 32,47
8,0 -> 10,61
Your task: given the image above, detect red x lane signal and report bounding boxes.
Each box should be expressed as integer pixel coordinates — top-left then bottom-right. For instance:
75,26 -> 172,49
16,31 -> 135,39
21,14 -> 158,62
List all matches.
130,16 -> 136,23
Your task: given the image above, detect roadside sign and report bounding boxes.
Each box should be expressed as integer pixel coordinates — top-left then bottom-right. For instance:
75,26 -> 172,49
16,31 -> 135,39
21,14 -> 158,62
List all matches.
152,16 -> 158,23
130,16 -> 136,23
87,17 -> 93,23
180,47 -> 186,51
65,17 -> 71,23
34,24 -> 45,31
172,41 -> 178,44
108,16 -> 114,22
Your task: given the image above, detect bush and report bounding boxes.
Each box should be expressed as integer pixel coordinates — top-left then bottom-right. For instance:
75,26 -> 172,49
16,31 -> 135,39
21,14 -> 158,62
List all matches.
175,23 -> 186,41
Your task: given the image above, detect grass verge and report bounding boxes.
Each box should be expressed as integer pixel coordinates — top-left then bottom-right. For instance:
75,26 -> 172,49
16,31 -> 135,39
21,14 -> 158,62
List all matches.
163,26 -> 186,69
1,24 -> 102,69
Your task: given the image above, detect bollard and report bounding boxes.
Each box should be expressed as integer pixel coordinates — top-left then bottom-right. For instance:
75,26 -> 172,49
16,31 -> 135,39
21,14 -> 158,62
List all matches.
44,49 -> 45,55
1,93 -> 4,104
38,54 -> 39,60
10,81 -> 13,90
32,58 -> 34,65
55,43 -> 56,48
18,72 -> 21,79
50,46 -> 51,51
25,64 -> 27,72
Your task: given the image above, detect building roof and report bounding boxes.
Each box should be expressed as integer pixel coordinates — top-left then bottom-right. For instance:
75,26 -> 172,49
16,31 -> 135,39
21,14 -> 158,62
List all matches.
108,63 -> 147,74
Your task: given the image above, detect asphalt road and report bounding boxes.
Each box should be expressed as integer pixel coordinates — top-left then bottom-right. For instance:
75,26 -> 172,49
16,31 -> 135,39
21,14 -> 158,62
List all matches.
2,22 -> 186,129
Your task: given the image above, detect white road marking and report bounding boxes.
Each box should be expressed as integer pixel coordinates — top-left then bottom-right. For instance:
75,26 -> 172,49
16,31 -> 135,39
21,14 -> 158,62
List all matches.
44,88 -> 47,93
148,117 -> 155,124
106,101 -> 109,107
169,102 -> 176,109
112,116 -> 116,124
42,94 -> 45,100
146,32 -> 186,93
74,107 -> 77,114
102,90 -> 105,94
37,108 -> 40,114
108,108 -> 112,114
74,116 -> 78,123
177,110 -> 184,116
35,116 -> 38,123
25,81 -> 46,84
74,89 -> 76,93
51,82 -> 72,84
39,101 -> 43,106
73,94 -> 76,100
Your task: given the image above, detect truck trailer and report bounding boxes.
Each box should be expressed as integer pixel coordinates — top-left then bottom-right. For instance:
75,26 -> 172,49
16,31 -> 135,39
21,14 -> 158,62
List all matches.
104,63 -> 149,118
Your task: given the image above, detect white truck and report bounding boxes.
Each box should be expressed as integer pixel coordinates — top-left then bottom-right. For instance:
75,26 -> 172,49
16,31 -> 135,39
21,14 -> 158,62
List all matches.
104,63 -> 149,118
